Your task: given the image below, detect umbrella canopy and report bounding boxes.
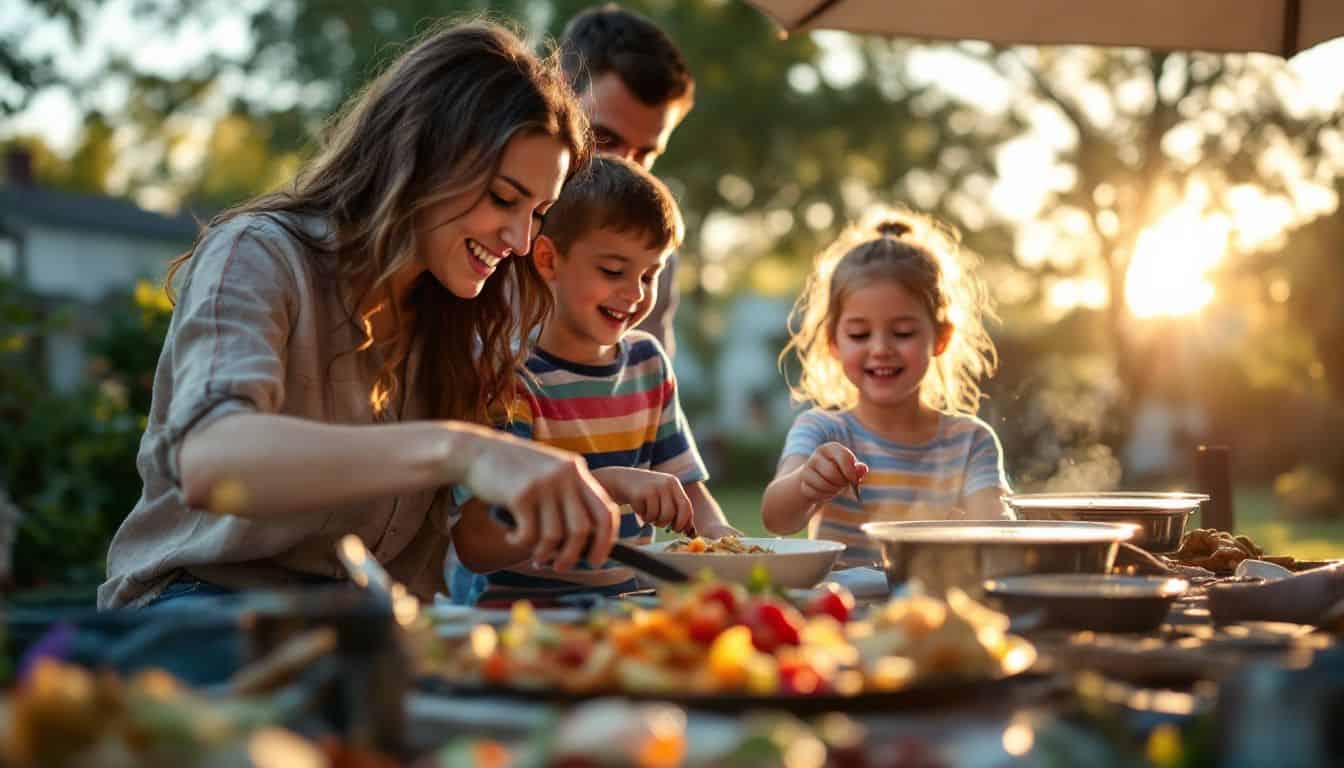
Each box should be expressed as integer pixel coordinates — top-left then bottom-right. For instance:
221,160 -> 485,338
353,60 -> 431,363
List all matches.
746,0 -> 1344,58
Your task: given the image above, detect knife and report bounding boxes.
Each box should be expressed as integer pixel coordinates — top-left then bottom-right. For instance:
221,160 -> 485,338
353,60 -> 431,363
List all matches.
488,506 -> 689,583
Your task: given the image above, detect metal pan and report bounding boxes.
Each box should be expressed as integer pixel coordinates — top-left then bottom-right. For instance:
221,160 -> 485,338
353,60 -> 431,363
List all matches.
1003,492 -> 1209,553
861,520 -> 1137,596
983,574 -> 1189,633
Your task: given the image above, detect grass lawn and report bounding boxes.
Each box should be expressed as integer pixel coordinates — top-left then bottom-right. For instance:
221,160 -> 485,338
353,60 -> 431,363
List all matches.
1233,487 -> 1344,560
715,484 -> 1344,559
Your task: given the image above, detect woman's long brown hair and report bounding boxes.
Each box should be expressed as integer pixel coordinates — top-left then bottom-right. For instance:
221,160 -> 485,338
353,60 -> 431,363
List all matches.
166,19 -> 591,423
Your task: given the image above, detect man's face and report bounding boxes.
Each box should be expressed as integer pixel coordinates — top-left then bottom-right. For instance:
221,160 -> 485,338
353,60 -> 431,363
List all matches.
578,72 -> 688,170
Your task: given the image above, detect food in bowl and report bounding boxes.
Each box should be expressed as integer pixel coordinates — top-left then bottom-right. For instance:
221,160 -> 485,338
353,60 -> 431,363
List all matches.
1002,492 -> 1208,553
640,538 -> 844,589
666,535 -> 773,554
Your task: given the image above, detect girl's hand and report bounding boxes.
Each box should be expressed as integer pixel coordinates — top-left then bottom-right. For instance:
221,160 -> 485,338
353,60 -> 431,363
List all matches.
460,431 -> 620,572
799,442 -> 869,504
594,467 -> 694,534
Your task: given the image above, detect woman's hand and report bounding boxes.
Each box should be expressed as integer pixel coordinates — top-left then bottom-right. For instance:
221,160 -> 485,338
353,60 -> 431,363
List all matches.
459,429 -> 619,572
799,443 -> 869,504
592,467 -> 694,534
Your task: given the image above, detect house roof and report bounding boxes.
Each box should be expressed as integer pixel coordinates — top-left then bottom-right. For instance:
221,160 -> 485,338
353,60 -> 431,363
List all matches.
0,182 -> 202,243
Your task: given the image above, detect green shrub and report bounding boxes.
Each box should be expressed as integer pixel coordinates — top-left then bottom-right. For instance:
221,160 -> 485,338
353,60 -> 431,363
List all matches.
0,279 -> 170,587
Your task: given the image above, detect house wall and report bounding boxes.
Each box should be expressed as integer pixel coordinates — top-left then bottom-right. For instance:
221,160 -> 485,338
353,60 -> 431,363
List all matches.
14,222 -> 187,392
24,224 -> 182,302
713,295 -> 796,435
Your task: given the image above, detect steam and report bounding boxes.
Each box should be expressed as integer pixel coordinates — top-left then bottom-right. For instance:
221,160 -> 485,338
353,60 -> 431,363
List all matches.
1041,444 -> 1123,492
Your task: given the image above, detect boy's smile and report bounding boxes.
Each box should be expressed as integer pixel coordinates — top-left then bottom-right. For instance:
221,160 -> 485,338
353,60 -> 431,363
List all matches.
534,227 -> 670,365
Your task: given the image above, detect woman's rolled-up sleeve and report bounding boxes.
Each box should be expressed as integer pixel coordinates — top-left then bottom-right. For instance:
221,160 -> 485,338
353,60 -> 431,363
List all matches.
147,221 -> 299,485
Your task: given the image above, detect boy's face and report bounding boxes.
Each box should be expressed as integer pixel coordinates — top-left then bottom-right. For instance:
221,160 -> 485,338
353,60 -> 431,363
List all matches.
535,227 -> 671,364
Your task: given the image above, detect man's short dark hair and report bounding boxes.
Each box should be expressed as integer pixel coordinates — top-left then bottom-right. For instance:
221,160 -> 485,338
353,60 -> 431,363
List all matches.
560,4 -> 695,108
541,155 -> 684,255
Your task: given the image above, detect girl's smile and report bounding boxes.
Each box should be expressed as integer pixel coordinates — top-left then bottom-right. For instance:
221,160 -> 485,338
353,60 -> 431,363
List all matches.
831,279 -> 946,413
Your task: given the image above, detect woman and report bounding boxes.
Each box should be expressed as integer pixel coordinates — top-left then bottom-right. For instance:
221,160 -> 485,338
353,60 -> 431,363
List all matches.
99,20 -> 619,609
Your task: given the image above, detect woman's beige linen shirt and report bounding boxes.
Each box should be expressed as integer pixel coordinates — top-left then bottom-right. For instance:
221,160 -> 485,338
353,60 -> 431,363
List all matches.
99,213 -> 453,609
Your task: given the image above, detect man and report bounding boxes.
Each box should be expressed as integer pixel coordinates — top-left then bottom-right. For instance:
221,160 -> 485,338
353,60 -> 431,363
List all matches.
560,4 -> 695,355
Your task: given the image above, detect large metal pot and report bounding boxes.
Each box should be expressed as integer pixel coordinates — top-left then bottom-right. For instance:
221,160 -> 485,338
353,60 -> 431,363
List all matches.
861,520 -> 1137,596
1002,492 -> 1209,553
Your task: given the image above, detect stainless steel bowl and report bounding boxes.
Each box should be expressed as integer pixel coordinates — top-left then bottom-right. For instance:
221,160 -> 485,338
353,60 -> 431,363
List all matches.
861,520 -> 1137,597
1002,492 -> 1209,553
982,574 -> 1189,633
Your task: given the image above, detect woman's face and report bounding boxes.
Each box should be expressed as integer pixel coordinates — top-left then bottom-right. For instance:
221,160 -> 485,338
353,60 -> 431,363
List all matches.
417,132 -> 570,299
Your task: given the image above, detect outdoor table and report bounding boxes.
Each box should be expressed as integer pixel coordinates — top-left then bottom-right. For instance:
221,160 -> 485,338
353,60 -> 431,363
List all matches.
403,568 -> 1344,765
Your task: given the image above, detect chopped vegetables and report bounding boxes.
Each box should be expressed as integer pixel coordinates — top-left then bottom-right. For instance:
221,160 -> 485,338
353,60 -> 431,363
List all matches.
429,581 -> 1031,698
667,536 -> 773,554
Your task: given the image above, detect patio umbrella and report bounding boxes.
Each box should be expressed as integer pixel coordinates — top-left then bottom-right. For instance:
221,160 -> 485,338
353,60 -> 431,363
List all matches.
746,0 -> 1344,58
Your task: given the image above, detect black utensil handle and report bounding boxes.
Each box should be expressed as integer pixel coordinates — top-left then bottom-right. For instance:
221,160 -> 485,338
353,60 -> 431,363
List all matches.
487,506 -> 688,583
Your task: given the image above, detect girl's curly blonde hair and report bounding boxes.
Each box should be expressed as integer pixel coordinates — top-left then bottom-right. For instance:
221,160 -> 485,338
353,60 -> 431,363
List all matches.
780,206 -> 997,416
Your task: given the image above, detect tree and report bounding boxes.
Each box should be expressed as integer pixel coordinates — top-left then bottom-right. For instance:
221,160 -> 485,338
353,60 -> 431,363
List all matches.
933,47 -> 1343,458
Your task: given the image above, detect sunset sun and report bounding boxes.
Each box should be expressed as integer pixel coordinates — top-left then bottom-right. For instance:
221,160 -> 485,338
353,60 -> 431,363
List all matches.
1125,208 -> 1230,319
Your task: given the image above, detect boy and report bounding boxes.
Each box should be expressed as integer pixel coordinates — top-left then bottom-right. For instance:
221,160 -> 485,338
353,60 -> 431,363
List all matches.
560,4 -> 696,354
450,156 -> 736,604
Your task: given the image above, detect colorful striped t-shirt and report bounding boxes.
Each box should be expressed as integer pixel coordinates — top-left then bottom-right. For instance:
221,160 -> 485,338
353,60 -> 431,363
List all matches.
451,331 -> 708,604
780,408 -> 1011,567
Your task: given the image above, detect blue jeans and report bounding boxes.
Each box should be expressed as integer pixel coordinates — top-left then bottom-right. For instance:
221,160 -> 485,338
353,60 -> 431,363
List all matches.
144,575 -> 236,608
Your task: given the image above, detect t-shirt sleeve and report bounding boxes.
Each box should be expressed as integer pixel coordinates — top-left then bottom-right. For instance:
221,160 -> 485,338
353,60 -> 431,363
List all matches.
647,340 -> 709,484
144,220 -> 299,486
780,409 -> 836,466
964,421 -> 1011,495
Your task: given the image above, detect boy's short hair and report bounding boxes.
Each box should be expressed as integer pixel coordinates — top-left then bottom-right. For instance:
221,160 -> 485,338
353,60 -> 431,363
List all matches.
560,4 -> 695,109
541,155 -> 684,255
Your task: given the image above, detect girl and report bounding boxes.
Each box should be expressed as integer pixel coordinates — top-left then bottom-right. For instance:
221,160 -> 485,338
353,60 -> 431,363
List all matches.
99,21 -> 621,609
761,208 -> 1010,567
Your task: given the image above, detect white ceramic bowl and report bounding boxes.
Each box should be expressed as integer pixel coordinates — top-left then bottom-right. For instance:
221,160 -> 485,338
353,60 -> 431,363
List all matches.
638,538 -> 846,589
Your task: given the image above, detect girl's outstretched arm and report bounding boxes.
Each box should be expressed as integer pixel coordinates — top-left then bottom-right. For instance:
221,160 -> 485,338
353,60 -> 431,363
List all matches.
761,446 -> 866,535
180,413 -> 621,570
762,455 -> 818,535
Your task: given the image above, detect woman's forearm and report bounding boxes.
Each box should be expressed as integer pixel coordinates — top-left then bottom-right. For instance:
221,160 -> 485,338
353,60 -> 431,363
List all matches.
178,412 -> 486,517
760,467 -> 818,535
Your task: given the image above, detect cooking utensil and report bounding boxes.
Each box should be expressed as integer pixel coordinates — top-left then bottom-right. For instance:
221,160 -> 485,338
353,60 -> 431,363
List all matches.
638,537 -> 845,589
861,520 -> 1137,596
336,534 -> 421,627
488,507 -> 689,583
983,574 -> 1188,633
840,415 -> 864,505
1002,492 -> 1208,552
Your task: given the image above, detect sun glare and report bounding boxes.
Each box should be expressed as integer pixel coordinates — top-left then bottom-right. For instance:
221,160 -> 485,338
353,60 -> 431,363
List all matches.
1125,207 -> 1229,319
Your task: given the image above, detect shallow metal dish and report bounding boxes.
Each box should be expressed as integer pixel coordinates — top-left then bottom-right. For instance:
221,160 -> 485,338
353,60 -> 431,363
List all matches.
861,520 -> 1136,597
1002,492 -> 1209,553
983,574 -> 1189,633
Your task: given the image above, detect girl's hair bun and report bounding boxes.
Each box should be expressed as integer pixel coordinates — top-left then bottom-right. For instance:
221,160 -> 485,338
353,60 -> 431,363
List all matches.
876,219 -> 911,237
